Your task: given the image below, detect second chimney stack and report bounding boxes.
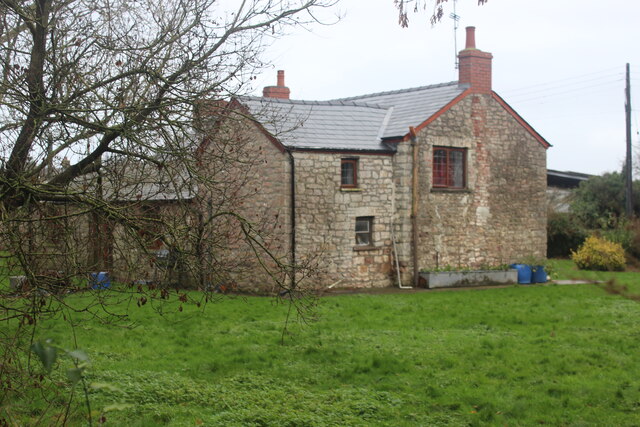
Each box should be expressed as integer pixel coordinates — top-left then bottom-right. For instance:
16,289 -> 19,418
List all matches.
458,27 -> 493,94
263,70 -> 290,99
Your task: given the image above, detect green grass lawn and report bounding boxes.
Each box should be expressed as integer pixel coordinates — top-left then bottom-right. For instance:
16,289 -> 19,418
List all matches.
3,261 -> 640,426
550,258 -> 640,294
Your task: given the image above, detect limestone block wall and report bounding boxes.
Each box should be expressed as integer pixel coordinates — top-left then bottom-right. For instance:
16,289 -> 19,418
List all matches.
194,117 -> 292,290
468,94 -> 546,265
393,93 -> 547,276
293,151 -> 395,287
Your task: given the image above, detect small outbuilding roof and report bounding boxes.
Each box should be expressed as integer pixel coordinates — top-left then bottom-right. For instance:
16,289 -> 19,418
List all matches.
547,169 -> 593,189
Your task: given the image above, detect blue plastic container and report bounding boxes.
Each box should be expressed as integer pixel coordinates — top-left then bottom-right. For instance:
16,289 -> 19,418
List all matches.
531,266 -> 547,283
510,264 -> 532,284
90,272 -> 111,289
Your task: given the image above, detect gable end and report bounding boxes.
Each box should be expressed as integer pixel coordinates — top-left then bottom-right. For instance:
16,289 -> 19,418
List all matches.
491,92 -> 551,149
401,88 -> 473,141
230,98 -> 287,153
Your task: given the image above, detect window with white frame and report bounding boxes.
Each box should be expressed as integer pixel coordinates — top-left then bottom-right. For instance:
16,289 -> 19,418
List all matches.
355,216 -> 373,246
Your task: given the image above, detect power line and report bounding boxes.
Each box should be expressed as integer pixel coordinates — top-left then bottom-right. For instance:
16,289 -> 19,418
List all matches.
502,72 -> 623,99
521,108 -> 621,121
500,66 -> 622,95
505,78 -> 623,105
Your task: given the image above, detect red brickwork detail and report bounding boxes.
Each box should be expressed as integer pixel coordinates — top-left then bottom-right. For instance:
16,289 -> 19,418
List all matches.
263,70 -> 291,99
262,86 -> 291,99
458,50 -> 493,94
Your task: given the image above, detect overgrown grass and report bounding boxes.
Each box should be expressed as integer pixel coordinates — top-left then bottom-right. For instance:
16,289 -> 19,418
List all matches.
3,263 -> 640,425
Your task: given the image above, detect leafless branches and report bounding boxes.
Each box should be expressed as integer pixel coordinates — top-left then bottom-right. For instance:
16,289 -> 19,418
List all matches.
394,0 -> 488,28
0,0 -> 336,421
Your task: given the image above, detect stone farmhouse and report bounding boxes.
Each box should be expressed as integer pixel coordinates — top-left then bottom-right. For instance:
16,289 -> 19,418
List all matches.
200,26 -> 550,289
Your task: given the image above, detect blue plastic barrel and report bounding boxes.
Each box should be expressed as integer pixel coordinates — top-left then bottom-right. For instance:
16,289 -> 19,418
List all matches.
510,264 -> 532,284
90,272 -> 111,289
531,266 -> 547,283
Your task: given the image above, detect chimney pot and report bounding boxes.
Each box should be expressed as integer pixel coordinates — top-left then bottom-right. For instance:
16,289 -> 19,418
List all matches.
277,70 -> 285,87
458,27 -> 492,94
465,26 -> 476,49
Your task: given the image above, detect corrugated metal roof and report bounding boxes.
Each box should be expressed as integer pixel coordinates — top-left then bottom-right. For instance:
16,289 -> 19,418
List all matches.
547,169 -> 592,181
336,81 -> 469,138
240,81 -> 468,152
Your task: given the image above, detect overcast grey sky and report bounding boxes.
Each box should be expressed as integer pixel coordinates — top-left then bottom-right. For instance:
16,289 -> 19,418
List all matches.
252,0 -> 640,176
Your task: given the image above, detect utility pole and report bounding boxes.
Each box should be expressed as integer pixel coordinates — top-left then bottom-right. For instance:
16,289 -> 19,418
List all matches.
625,63 -> 633,217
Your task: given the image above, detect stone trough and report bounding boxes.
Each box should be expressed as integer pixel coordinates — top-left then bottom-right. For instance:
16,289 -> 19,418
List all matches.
420,269 -> 518,289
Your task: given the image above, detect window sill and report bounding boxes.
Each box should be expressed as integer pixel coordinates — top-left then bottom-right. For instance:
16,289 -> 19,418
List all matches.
353,245 -> 377,252
431,188 -> 472,194
341,187 -> 362,192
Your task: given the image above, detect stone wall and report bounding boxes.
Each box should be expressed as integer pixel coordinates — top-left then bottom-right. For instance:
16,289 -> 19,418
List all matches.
393,93 -> 547,279
119,115 -> 295,292
293,151 -> 395,288
200,117 -> 292,291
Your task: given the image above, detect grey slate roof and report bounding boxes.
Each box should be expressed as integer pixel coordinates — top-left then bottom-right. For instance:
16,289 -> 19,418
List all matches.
239,81 -> 469,152
240,97 -> 394,152
337,81 -> 468,139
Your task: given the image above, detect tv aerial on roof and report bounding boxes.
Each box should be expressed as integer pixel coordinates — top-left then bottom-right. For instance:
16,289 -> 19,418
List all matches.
450,0 -> 460,70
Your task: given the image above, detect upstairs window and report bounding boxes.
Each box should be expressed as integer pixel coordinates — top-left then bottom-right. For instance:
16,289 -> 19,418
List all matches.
341,158 -> 358,188
433,147 -> 466,189
355,216 -> 373,246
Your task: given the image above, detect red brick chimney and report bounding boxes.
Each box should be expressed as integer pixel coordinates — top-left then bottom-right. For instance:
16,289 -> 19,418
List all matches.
458,27 -> 493,94
263,70 -> 290,99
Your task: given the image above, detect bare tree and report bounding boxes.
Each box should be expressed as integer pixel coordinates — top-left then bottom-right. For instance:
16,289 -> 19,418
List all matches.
0,0 -> 336,284
394,0 -> 488,27
0,0 -> 335,422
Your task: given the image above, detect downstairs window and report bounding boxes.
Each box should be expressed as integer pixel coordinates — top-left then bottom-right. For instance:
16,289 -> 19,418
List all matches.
355,216 -> 373,246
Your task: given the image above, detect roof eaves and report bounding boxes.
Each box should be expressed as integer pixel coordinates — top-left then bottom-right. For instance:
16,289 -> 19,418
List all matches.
547,169 -> 593,180
289,146 -> 396,155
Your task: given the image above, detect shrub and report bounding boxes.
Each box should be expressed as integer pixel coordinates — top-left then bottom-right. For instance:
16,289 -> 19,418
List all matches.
570,172 -> 640,228
597,218 -> 640,261
547,212 -> 587,258
571,236 -> 626,271
601,219 -> 632,251
624,219 -> 640,260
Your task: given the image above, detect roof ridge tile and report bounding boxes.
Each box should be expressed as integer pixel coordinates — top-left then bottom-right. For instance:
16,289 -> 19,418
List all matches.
334,81 -> 463,101
239,95 -> 389,110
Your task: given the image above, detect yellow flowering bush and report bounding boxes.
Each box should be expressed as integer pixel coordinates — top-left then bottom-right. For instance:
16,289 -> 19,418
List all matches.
571,235 -> 626,271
